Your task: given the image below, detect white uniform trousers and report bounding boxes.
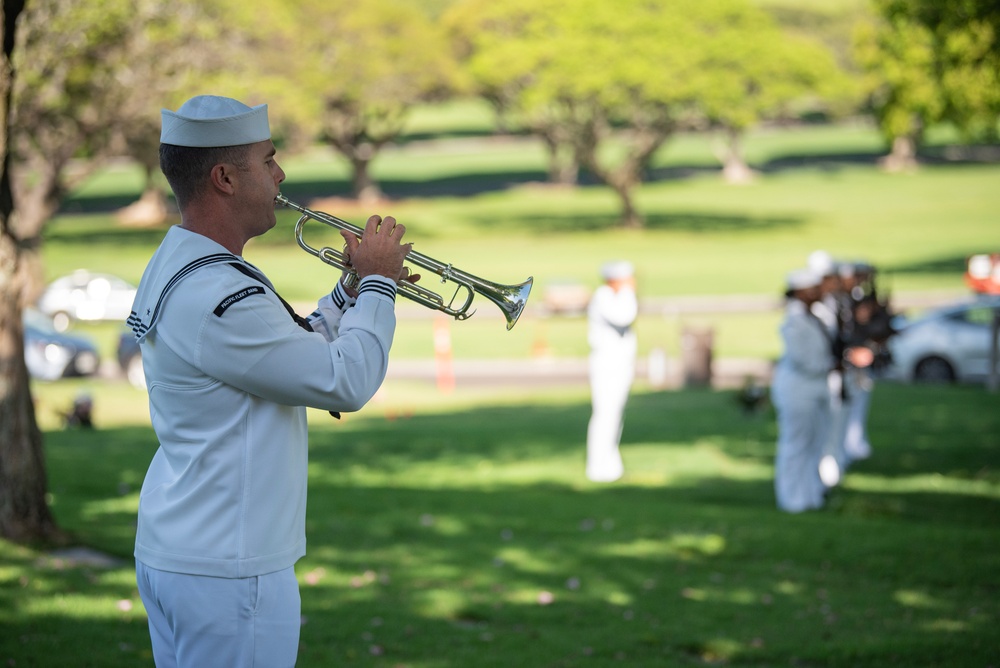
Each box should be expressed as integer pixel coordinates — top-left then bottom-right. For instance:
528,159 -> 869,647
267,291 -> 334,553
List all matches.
843,367 -> 873,462
774,393 -> 830,513
137,561 -> 300,667
586,352 -> 634,482
820,370 -> 850,487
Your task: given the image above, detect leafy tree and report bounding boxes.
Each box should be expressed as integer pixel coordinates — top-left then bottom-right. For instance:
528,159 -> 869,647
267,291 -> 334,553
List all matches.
444,0 -> 575,181
446,0 -> 702,228
897,0 -> 1000,141
9,0 -> 241,298
690,1 -> 857,183
0,0 -> 243,542
111,0 -> 267,225
1,0 -> 62,544
271,0 -> 457,201
755,0 -> 872,64
854,0 -> 1000,170
854,6 -> 945,170
11,0 -> 139,298
447,0 -> 852,225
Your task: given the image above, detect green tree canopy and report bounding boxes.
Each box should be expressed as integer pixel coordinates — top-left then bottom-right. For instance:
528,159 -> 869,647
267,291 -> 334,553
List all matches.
908,0 -> 1000,140
266,0 -> 457,201
854,0 -> 1000,170
446,0 -> 853,225
446,0 -> 701,227
854,5 -> 946,170
11,0 -> 247,292
686,0 -> 857,182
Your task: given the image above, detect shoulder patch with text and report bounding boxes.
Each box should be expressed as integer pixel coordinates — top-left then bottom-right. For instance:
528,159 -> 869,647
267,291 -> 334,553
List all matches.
213,285 -> 266,317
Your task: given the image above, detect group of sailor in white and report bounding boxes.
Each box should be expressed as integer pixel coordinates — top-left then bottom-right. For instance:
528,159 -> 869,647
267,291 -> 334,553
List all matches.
128,88 -> 899,668
772,250 -> 878,513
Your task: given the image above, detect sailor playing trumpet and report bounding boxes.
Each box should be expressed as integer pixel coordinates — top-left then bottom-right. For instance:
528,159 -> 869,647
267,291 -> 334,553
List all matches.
128,94 -> 413,667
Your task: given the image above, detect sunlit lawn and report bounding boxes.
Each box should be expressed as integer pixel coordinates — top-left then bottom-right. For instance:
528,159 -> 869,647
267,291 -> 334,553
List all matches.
8,115 -> 999,665
44,120 -> 1000,365
2,378 -> 998,667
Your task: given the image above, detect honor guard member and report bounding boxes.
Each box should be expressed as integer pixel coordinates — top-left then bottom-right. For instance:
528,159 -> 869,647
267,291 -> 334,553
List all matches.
806,249 -> 848,487
772,268 -> 831,513
837,261 -> 875,463
586,260 -> 638,482
128,95 -> 413,667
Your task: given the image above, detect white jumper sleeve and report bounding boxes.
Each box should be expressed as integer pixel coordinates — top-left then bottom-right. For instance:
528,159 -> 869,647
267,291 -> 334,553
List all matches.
197,276 -> 396,413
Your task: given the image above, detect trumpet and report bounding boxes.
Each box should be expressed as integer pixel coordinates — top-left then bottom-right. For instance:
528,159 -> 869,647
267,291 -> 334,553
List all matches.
277,194 -> 533,330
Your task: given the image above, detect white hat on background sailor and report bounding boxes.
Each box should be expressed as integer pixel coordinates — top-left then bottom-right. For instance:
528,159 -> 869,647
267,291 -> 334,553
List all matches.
160,95 -> 270,148
601,261 -> 634,281
786,267 -> 822,292
807,249 -> 835,277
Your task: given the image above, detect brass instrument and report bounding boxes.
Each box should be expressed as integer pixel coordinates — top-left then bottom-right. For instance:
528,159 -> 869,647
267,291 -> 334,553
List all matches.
277,194 -> 533,330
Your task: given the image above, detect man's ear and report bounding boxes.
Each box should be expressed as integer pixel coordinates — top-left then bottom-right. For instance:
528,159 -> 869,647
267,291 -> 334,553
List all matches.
209,163 -> 237,195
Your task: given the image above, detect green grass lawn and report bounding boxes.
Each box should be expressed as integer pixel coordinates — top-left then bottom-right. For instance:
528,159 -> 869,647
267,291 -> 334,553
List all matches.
10,120 -> 998,664
3,379 -> 998,666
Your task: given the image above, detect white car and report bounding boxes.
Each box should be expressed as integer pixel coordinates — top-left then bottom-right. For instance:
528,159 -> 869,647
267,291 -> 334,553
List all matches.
886,296 -> 1000,383
36,270 -> 138,331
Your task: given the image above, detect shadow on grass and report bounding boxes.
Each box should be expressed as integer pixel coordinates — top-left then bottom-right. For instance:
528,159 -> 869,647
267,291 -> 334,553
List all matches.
883,254 -> 972,276
36,385 -> 1000,553
5,383 -> 997,666
456,210 -> 804,235
58,134 -> 999,222
51,184 -> 806,243
44,224 -> 173,248
58,192 -> 147,216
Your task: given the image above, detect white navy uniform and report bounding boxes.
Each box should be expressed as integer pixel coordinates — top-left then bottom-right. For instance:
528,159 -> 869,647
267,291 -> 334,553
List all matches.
773,298 -> 832,512
842,365 -> 873,461
129,225 -> 397,579
812,294 -> 850,483
586,278 -> 638,482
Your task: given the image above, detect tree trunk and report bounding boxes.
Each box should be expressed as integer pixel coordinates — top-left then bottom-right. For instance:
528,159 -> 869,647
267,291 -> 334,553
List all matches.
540,133 -> 578,186
880,135 -> 918,172
117,186 -> 168,227
613,180 -> 643,229
12,162 -> 64,305
0,0 -> 64,545
719,128 -> 756,184
582,151 -> 645,229
573,113 -> 670,230
350,152 -> 383,203
0,259 -> 61,543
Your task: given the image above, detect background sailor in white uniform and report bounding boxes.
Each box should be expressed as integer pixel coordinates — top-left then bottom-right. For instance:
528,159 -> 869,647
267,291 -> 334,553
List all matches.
807,249 -> 849,487
586,261 -> 638,482
772,268 -> 833,513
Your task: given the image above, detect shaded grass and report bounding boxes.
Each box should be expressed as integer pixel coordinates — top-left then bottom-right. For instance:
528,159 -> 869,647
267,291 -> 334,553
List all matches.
3,380 -> 998,666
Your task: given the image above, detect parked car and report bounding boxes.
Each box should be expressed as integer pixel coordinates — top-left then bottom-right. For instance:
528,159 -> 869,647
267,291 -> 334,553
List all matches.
36,270 -> 137,331
117,331 -> 145,389
885,296 -> 1000,384
23,308 -> 101,381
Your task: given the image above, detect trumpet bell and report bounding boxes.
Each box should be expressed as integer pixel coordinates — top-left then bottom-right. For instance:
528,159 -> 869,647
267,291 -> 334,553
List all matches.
279,193 -> 533,330
481,277 -> 533,331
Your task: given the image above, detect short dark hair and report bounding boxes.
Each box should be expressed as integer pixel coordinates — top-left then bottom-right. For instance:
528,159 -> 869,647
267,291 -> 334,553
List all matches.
159,143 -> 252,209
